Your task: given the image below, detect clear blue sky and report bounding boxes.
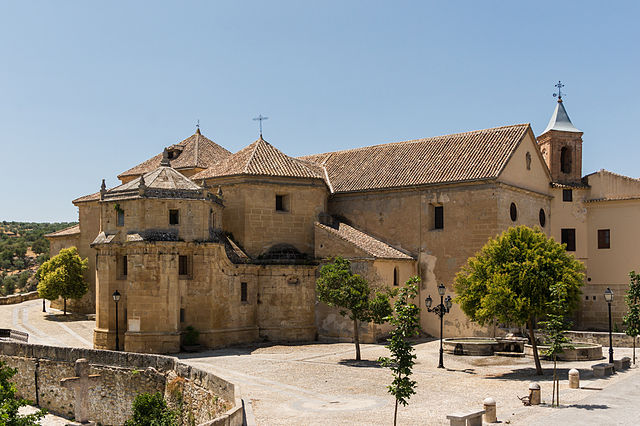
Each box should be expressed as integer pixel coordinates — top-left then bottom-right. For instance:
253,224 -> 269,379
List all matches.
1,1 -> 638,222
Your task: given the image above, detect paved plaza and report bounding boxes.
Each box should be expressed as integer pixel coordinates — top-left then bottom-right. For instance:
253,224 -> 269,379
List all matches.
2,299 -> 639,425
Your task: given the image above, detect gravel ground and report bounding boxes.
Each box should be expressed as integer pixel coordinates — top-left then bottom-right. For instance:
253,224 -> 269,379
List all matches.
180,339 -> 640,425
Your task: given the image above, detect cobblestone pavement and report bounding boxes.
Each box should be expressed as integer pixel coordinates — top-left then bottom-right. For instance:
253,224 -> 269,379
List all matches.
2,300 -> 639,425
0,299 -> 93,348
180,342 -> 640,426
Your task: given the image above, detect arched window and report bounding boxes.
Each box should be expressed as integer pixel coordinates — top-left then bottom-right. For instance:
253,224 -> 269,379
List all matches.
510,202 -> 518,222
560,147 -> 572,174
393,267 -> 399,286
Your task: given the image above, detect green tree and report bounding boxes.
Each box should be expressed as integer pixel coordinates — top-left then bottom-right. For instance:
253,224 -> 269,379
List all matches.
623,271 -> 640,365
539,300 -> 573,407
0,361 -> 46,425
379,278 -> 421,426
454,226 -> 584,375
30,239 -> 48,255
124,392 -> 177,426
36,247 -> 88,315
316,257 -> 393,361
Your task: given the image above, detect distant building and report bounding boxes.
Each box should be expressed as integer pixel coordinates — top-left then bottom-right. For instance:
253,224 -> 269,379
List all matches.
47,99 -> 640,353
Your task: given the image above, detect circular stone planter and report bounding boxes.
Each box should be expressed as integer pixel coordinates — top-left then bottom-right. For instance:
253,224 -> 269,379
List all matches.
443,337 -> 500,356
524,343 -> 603,361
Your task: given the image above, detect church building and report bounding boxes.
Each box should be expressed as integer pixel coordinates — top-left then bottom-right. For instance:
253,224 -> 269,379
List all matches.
46,96 -> 640,353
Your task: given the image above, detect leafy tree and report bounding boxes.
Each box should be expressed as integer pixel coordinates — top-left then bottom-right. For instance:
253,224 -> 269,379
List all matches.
0,361 -> 46,425
539,300 -> 573,407
124,392 -> 177,426
36,247 -> 88,315
316,257 -> 393,360
623,271 -> 640,365
378,278 -> 421,426
454,226 -> 584,375
30,239 -> 48,255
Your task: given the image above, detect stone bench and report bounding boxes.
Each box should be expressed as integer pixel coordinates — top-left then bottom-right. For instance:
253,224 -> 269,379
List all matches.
614,357 -> 631,371
446,409 -> 485,426
592,362 -> 614,377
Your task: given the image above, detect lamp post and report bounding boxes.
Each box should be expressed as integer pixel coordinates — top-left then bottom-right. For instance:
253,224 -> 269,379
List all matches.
426,283 -> 453,369
112,290 -> 121,351
604,287 -> 614,364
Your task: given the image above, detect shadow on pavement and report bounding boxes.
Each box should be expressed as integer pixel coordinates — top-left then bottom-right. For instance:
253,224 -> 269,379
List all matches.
337,359 -> 382,368
483,367 -> 599,381
43,313 -> 89,322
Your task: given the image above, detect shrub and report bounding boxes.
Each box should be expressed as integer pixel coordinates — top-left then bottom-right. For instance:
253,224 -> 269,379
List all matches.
124,392 -> 177,426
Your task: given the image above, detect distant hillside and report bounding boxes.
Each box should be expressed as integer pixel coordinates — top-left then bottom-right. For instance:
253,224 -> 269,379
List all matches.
0,221 -> 77,296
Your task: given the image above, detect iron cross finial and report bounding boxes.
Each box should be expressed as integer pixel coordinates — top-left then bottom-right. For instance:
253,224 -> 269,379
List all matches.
196,119 -> 200,129
553,81 -> 565,101
253,114 -> 269,137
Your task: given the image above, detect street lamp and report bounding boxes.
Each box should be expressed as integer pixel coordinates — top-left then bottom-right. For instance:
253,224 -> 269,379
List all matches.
426,282 -> 453,368
604,287 -> 614,364
112,290 -> 121,351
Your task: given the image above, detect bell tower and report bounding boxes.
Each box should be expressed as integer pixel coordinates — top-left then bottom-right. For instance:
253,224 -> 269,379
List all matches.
537,82 -> 583,184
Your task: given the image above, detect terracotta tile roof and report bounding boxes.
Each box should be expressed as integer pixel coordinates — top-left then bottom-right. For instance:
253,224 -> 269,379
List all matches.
104,166 -> 220,202
550,181 -> 590,189
192,137 -> 324,180
118,130 -> 231,179
300,124 -> 530,193
315,222 -> 413,260
73,192 -> 101,204
585,196 -> 640,203
44,224 -> 80,238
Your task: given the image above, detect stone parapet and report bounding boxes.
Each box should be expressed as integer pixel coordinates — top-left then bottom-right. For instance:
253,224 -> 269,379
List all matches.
0,291 -> 40,305
0,341 -> 243,426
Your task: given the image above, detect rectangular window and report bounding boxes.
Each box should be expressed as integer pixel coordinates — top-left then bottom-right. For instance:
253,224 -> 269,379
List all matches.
117,210 -> 125,226
178,255 -> 191,278
180,308 -> 185,323
117,255 -> 127,280
241,282 -> 248,302
169,209 -> 180,225
562,189 -> 573,202
434,205 -> 444,230
561,228 -> 576,251
598,229 -> 610,249
276,194 -> 291,212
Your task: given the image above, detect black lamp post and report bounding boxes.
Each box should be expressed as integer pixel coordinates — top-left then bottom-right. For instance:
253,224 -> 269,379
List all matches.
604,287 -> 614,364
112,290 -> 121,351
426,283 -> 453,369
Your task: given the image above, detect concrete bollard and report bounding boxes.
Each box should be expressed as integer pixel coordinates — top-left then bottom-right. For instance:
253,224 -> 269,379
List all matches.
529,383 -> 541,405
483,397 -> 497,423
569,368 -> 580,389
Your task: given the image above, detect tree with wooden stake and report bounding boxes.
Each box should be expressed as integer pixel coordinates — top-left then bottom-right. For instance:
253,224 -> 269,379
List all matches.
379,277 -> 421,426
316,257 -> 393,361
539,300 -> 573,407
454,226 -> 584,375
623,271 -> 640,365
36,246 -> 88,315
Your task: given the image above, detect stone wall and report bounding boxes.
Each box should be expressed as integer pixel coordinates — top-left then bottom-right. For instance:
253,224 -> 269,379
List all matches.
0,341 -> 242,426
565,330 -> 638,348
0,291 -> 40,305
207,176 -> 328,258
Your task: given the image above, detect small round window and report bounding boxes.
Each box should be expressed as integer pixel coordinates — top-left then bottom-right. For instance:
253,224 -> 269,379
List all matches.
539,209 -> 546,227
510,202 -> 518,222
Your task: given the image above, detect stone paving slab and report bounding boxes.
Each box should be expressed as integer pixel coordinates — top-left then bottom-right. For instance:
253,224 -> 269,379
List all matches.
2,299 -> 640,425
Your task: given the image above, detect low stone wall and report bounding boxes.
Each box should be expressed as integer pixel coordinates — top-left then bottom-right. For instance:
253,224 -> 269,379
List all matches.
0,291 -> 40,305
0,341 -> 243,425
565,330 -> 638,348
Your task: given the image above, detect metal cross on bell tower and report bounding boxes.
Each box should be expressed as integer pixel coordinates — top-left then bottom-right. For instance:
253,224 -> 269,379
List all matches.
253,114 -> 269,138
553,81 -> 565,102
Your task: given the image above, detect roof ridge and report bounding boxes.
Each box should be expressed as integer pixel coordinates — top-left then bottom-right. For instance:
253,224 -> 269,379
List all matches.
585,169 -> 640,182
303,123 -> 530,159
243,139 -> 262,174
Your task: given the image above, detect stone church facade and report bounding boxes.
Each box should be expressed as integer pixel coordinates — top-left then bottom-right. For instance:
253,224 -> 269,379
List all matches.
46,99 -> 640,353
